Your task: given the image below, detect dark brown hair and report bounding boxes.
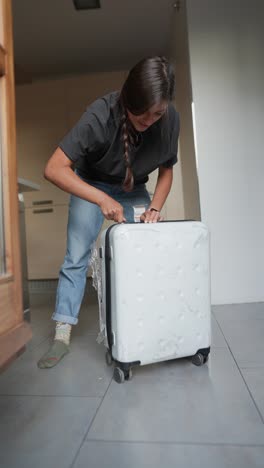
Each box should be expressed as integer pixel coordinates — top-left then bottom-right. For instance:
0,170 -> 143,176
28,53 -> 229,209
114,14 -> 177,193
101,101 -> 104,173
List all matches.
120,56 -> 175,191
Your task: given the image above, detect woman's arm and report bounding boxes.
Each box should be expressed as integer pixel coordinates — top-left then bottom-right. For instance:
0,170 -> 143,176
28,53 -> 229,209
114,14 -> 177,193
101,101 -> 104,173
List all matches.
44,147 -> 126,222
140,166 -> 173,223
150,166 -> 173,211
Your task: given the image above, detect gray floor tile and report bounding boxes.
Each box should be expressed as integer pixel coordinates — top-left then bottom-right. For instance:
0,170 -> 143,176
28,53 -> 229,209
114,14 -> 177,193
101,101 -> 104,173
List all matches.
0,335 -> 112,397
87,348 -> 264,445
73,440 -> 264,468
0,395 -> 100,468
26,322 -> 53,351
30,309 -> 54,327
213,303 -> 264,322
211,315 -> 227,348
214,319 -> 264,368
29,292 -> 57,308
242,369 -> 264,420
3,292 -> 264,465
27,297 -> 57,350
74,303 -> 100,336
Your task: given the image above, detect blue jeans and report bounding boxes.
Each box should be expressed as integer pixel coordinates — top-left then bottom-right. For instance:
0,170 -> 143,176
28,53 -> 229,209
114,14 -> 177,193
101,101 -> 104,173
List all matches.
52,179 -> 151,325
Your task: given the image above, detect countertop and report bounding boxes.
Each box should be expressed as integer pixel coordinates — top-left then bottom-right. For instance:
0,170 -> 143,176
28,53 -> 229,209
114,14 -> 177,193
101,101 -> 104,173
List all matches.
18,178 -> 40,193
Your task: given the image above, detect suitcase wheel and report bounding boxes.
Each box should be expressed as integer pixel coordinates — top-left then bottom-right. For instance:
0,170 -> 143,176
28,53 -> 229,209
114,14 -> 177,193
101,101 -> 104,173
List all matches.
191,352 -> 208,366
113,367 -> 133,384
113,367 -> 125,384
105,350 -> 113,367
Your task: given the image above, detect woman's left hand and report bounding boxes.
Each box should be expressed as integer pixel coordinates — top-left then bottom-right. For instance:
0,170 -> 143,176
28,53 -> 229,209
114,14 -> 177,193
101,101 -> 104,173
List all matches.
140,208 -> 164,223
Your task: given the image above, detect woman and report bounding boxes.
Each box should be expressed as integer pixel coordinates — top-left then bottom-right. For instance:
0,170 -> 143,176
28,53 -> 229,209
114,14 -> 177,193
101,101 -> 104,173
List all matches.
38,56 -> 180,368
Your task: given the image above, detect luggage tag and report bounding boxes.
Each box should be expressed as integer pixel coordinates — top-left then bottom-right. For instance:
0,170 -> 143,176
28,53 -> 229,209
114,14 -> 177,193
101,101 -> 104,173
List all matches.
133,205 -> 147,223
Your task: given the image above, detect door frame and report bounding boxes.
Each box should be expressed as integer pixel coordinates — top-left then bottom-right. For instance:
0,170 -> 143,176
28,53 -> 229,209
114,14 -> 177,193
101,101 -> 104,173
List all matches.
0,0 -> 31,369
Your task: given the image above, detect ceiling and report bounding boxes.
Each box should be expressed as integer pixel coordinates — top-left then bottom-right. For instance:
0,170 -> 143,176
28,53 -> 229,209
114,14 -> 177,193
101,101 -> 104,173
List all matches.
12,0 -> 177,81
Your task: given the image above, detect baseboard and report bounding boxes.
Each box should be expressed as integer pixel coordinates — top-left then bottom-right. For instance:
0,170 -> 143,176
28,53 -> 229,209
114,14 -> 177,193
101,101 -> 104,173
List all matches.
29,279 -> 58,293
29,278 -> 93,294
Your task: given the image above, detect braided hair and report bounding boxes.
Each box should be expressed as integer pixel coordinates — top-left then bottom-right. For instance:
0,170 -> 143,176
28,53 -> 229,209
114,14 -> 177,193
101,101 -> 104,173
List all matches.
120,56 -> 175,192
120,112 -> 134,191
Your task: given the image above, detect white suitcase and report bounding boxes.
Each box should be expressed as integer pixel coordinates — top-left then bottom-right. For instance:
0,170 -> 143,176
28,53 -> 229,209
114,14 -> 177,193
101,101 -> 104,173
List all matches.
96,221 -> 211,383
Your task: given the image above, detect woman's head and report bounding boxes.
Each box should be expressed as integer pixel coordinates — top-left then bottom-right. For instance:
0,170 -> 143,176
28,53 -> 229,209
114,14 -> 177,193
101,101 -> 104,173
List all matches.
127,100 -> 168,133
121,56 -> 175,122
120,56 -> 175,191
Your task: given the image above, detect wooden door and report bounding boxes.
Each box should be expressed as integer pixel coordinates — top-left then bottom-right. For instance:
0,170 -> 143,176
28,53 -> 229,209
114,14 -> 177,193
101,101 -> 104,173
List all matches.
0,0 -> 31,369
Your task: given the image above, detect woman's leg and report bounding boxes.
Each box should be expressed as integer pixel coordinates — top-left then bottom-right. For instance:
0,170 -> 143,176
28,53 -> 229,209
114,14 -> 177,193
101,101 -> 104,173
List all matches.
37,194 -> 104,368
55,182 -> 150,322
38,182 -> 151,368
53,194 -> 104,325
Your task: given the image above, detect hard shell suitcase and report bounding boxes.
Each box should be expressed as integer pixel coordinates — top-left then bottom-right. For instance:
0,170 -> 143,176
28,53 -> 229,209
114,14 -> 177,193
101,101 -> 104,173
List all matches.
96,220 -> 211,383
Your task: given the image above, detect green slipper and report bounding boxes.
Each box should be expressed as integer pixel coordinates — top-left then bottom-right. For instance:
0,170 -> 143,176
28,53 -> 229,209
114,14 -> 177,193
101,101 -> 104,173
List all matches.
37,340 -> 69,369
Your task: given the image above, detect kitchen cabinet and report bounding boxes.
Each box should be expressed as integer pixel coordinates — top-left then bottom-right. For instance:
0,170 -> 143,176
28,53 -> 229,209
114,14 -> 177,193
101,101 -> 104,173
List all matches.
25,204 -> 68,279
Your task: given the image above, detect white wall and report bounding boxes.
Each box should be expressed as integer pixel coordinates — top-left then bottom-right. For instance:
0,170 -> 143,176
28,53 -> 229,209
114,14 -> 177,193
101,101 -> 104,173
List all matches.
169,5 -> 201,221
186,0 -> 264,304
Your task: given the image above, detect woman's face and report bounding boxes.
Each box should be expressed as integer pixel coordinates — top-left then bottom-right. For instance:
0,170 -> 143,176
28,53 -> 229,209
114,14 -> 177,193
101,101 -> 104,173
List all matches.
127,101 -> 168,132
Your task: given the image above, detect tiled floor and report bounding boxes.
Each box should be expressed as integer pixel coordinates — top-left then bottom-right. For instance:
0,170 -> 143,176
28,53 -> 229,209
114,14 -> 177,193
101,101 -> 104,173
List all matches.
1,282 -> 264,468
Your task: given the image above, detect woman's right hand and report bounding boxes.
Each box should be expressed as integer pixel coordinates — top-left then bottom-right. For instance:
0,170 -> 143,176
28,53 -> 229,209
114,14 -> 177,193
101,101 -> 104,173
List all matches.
98,194 -> 126,223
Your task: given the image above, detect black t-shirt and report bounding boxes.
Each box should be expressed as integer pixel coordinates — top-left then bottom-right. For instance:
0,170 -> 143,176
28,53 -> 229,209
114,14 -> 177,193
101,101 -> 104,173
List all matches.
59,91 -> 180,185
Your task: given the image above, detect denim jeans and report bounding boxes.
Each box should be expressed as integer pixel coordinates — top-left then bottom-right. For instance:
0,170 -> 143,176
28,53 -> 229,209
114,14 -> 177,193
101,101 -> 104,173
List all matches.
52,179 -> 151,325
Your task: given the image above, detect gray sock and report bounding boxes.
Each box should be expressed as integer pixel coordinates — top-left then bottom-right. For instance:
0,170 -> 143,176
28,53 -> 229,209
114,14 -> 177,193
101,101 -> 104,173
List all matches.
37,340 -> 69,369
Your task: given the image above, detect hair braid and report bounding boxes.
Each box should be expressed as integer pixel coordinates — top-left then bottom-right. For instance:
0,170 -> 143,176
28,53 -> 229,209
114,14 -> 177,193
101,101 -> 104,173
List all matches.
121,112 -> 134,192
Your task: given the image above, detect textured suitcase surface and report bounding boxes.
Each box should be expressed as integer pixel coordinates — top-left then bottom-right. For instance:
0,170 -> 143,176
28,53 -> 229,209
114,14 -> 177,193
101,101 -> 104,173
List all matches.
99,221 -> 211,370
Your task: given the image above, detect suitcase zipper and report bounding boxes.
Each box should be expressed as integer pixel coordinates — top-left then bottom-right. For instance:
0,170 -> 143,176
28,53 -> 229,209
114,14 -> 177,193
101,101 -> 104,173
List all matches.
105,224 -> 118,353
